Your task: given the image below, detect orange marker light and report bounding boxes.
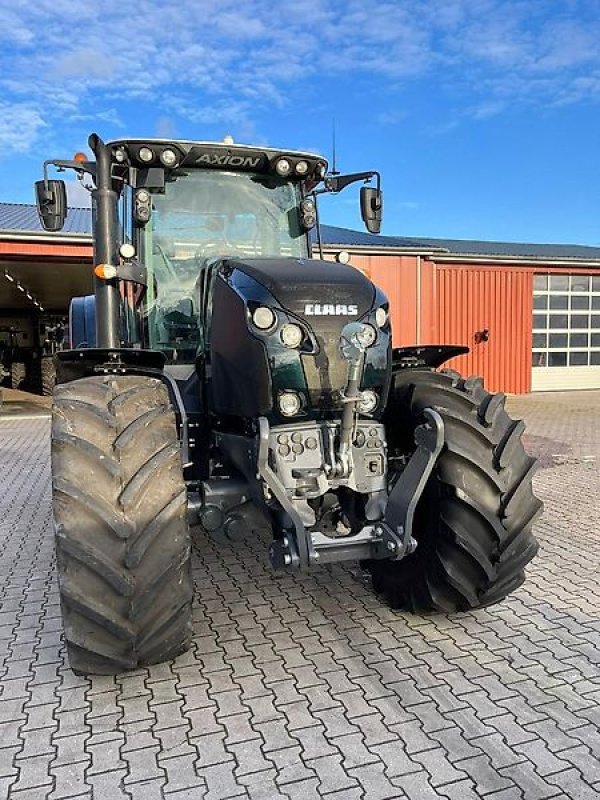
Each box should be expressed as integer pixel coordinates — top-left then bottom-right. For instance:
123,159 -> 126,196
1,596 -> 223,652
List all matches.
74,152 -> 88,163
94,264 -> 118,280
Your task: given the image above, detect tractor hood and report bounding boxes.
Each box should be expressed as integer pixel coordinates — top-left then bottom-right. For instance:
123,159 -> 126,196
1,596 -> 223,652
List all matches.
225,257 -> 376,321
208,256 -> 392,422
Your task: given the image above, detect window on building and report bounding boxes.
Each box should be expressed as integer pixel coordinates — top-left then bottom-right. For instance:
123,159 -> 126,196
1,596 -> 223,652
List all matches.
532,274 -> 600,368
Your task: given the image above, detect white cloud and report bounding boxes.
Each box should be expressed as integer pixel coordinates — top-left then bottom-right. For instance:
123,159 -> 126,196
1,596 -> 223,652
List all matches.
54,48 -> 116,80
69,107 -> 125,127
469,100 -> 507,119
1,0 -> 600,153
0,8 -> 35,45
0,101 -> 46,154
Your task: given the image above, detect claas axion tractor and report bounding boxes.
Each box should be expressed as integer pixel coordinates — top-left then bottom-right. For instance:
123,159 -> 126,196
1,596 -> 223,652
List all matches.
35,134 -> 541,675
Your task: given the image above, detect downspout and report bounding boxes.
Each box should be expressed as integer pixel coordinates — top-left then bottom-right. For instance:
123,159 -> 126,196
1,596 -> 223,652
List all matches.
416,255 -> 421,345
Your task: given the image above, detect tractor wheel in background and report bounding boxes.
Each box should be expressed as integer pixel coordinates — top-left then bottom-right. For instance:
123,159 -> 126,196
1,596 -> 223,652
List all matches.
41,357 -> 56,397
10,362 -> 26,390
51,374 -> 193,674
365,370 -> 542,613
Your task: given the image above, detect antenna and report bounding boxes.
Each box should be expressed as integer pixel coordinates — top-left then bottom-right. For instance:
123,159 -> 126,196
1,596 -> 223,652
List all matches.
331,119 -> 340,176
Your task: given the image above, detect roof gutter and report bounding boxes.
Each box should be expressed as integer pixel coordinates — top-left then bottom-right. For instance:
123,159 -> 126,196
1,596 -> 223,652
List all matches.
428,253 -> 600,266
0,230 -> 92,245
321,243 -> 444,257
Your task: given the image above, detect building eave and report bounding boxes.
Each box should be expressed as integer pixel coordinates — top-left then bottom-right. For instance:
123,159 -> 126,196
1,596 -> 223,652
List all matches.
427,253 -> 600,267
320,243 -> 445,256
0,230 -> 92,245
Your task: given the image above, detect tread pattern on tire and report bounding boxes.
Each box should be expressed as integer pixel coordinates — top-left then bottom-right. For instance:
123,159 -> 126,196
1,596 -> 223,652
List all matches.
367,369 -> 542,613
41,357 -> 56,397
52,375 -> 193,674
10,362 -> 25,390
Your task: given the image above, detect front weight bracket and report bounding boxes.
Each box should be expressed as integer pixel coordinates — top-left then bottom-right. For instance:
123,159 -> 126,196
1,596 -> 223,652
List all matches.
378,407 -> 445,560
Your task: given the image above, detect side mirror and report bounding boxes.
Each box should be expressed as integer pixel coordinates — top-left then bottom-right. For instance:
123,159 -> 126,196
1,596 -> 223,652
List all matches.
35,179 -> 67,232
360,186 -> 383,234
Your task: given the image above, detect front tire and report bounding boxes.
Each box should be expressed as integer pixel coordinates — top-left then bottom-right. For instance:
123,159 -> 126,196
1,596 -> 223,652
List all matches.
41,356 -> 56,396
367,370 -> 541,613
11,362 -> 25,390
51,375 -> 193,674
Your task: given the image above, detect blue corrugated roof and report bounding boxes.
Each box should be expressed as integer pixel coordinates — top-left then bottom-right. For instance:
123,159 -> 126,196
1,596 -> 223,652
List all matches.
319,224 -> 600,261
316,225 -> 436,251
2,202 -> 600,261
0,202 -> 92,235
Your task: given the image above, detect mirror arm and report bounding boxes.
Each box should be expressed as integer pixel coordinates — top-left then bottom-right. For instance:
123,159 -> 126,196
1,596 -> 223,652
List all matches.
42,159 -> 96,185
316,170 -> 380,195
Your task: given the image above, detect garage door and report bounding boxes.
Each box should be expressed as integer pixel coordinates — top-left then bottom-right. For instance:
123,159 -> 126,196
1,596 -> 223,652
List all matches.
532,273 -> 600,390
436,266 -> 532,394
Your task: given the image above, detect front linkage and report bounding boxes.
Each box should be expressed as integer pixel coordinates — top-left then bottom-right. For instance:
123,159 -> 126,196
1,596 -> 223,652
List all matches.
263,407 -> 445,571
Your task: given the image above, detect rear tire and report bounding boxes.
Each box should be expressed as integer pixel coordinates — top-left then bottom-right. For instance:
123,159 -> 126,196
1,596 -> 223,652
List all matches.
51,375 -> 193,674
367,370 -> 541,613
41,357 -> 56,396
11,362 -> 25,390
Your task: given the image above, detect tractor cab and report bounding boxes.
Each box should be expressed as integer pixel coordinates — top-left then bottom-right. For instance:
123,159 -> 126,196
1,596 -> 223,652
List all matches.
36,136 -> 382,362
121,139 -> 322,364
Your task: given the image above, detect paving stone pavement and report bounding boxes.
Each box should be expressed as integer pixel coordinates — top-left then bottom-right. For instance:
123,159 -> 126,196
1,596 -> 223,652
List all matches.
1,390 -> 599,800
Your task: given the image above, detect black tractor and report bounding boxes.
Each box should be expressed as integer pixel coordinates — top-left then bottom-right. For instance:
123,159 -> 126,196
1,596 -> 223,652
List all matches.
35,134 -> 541,675
0,326 -> 28,390
39,316 -> 68,396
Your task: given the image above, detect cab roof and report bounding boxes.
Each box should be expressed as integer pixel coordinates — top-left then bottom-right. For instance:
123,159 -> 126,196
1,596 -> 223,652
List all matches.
107,138 -> 328,182
108,138 -> 326,163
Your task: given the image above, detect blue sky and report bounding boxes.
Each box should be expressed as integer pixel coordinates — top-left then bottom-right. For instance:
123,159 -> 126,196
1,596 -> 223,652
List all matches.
1,0 -> 600,244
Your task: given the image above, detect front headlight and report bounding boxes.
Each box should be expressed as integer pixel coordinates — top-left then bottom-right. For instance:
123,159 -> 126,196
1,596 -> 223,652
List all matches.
252,306 -> 276,330
138,146 -> 154,163
280,323 -> 304,348
279,392 -> 302,417
359,389 -> 378,414
375,307 -> 388,328
355,323 -> 377,349
160,148 -> 178,167
275,158 -> 291,176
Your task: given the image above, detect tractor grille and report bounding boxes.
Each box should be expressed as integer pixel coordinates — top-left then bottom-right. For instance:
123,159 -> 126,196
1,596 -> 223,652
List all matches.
301,318 -> 350,408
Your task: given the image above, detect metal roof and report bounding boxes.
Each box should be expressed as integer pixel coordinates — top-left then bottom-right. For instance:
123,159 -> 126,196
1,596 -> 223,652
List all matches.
0,203 -> 92,235
2,202 -> 600,261
319,225 -> 600,261
316,225 -> 440,251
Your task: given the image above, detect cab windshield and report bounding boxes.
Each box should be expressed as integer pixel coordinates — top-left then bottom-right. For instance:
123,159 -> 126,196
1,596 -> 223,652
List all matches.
139,169 -> 307,363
